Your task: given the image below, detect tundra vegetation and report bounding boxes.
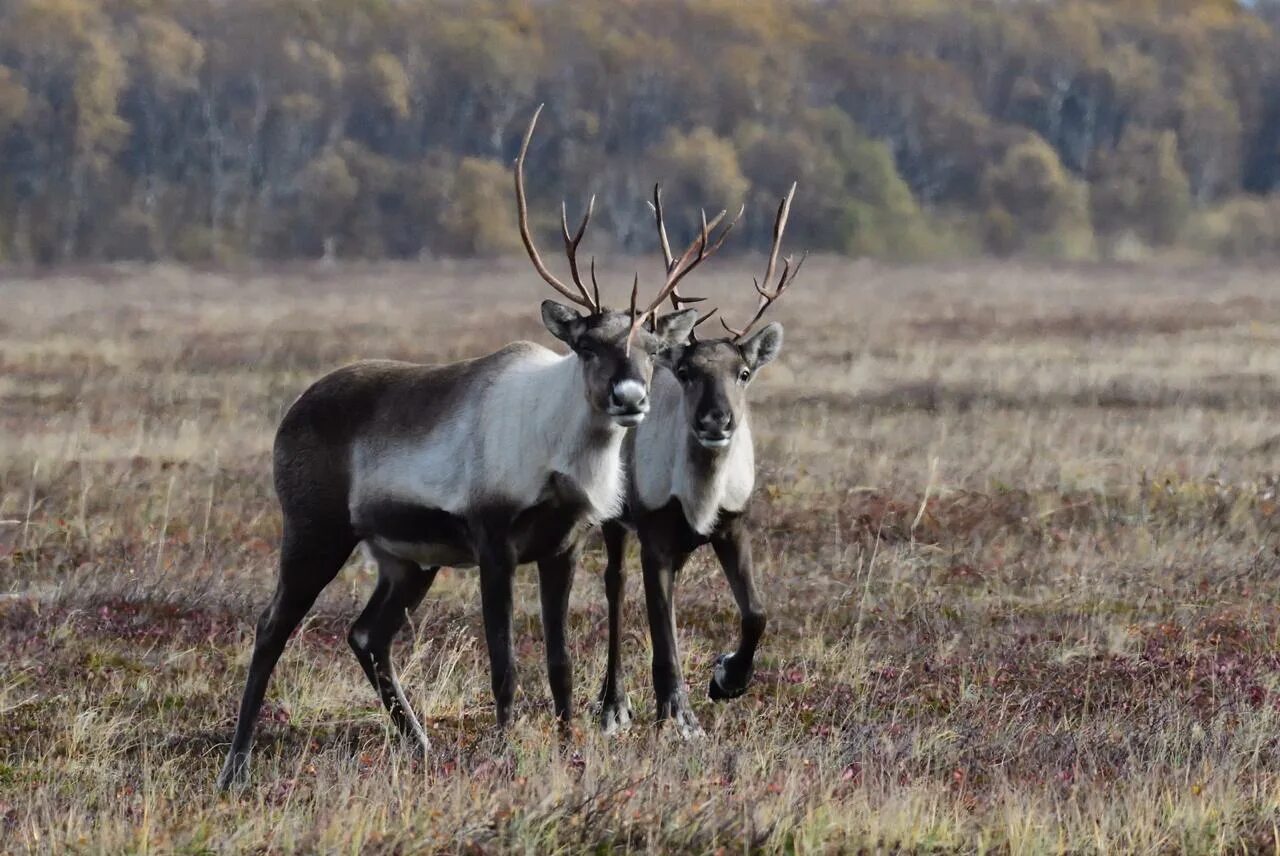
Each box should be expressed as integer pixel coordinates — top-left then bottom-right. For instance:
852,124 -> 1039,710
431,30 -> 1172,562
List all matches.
1,0 -> 1280,264
3,259 -> 1280,852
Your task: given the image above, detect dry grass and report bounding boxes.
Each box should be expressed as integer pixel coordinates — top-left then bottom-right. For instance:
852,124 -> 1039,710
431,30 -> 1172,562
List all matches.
2,257 -> 1280,853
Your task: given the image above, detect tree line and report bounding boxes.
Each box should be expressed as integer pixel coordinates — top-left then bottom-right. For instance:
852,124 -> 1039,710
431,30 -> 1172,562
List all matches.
0,0 -> 1278,264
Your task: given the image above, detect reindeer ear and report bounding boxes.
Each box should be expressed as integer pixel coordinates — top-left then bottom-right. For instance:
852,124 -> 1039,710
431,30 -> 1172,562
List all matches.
541,300 -> 582,346
740,322 -> 783,369
654,308 -> 698,349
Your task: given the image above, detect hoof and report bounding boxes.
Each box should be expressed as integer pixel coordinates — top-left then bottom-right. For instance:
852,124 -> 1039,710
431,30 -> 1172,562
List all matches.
216,752 -> 250,792
599,695 -> 634,735
671,707 -> 704,740
657,693 -> 703,739
401,734 -> 431,756
708,653 -> 750,702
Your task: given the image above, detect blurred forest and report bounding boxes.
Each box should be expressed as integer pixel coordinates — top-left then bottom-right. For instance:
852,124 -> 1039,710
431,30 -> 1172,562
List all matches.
1,0 -> 1279,263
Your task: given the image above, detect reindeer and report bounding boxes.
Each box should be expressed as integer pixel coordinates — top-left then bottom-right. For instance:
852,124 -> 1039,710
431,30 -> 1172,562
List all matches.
596,184 -> 802,737
216,106 -> 736,789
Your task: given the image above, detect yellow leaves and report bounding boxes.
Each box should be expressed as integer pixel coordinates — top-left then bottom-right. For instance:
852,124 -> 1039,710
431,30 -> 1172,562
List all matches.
646,127 -> 749,228
0,66 -> 29,133
0,0 -> 129,163
279,93 -> 324,123
282,38 -> 344,88
72,32 -> 130,162
297,149 -> 360,237
2,0 -> 101,55
130,14 -> 204,95
364,52 -> 411,121
1089,129 -> 1191,247
981,135 -> 1093,258
439,158 -> 523,258
1193,196 -> 1280,260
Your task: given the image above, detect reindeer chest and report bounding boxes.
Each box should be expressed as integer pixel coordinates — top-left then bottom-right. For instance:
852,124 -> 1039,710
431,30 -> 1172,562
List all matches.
502,472 -> 594,562
634,498 -> 748,554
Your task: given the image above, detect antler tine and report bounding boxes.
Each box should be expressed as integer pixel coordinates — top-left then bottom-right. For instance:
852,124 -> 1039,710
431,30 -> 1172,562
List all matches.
758,182 -> 795,303
625,272 -> 640,355
694,307 -> 719,328
650,184 -> 713,320
778,250 -> 807,293
514,104 -> 598,311
625,181 -> 747,351
560,195 -> 597,307
720,255 -> 794,340
646,186 -> 726,344
648,203 -> 743,316
626,202 -> 742,351
589,256 -> 602,309
723,183 -> 804,342
649,184 -> 676,275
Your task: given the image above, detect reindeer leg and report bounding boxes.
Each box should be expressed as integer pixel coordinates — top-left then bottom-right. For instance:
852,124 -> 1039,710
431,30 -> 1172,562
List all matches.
641,535 -> 700,738
537,546 -> 579,727
476,529 -> 519,728
348,547 -> 438,751
708,516 -> 766,701
597,521 -> 633,734
218,522 -> 355,790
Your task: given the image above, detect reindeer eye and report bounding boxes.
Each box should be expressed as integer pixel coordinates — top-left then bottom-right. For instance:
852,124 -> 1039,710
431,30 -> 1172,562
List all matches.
739,368 -> 752,383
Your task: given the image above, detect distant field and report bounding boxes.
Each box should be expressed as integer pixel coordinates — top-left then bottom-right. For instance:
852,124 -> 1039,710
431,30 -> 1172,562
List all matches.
2,259 -> 1280,852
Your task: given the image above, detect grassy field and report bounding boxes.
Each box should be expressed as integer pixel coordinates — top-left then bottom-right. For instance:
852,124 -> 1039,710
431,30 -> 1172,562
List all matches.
2,258 -> 1280,853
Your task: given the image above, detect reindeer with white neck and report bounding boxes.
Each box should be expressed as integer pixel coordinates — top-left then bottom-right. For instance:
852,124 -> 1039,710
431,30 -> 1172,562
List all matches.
597,184 -> 802,736
217,106 -> 736,789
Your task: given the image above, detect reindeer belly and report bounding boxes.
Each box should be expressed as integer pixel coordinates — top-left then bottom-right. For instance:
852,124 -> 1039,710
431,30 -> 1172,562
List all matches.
354,500 -> 477,568
351,472 -> 596,568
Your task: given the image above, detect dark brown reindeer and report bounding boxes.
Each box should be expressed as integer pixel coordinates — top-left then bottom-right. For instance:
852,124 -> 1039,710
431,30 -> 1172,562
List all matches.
217,106 -> 736,789
597,183 -> 802,736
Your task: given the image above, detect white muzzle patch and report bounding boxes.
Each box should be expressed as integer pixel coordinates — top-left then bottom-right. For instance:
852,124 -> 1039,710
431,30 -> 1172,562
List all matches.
612,379 -> 646,406
608,379 -> 649,425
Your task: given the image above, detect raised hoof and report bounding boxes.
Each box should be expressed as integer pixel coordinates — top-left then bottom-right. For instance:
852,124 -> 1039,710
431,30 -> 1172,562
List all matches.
708,653 -> 751,702
216,752 -> 250,792
598,695 -> 634,735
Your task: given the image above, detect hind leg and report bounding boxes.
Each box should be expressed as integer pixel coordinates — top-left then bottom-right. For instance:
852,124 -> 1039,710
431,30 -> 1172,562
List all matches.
218,523 -> 355,790
348,547 -> 438,750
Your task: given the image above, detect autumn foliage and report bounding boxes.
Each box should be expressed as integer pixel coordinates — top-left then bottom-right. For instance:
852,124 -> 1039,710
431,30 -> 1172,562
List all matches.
0,0 -> 1278,262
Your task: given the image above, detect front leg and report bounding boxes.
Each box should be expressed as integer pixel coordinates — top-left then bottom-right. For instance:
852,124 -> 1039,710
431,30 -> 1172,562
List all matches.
597,521 -> 633,734
708,515 -> 766,701
640,538 -> 700,737
536,546 -> 579,725
476,531 -> 518,728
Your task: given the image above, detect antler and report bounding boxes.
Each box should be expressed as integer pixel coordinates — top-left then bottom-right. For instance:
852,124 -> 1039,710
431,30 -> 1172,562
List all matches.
514,104 -> 600,312
628,190 -> 743,351
721,182 -> 805,341
649,184 -> 718,341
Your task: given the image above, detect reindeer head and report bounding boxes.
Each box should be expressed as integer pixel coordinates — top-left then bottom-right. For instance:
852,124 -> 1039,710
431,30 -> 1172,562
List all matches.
654,183 -> 802,449
541,302 -> 697,426
516,105 -> 737,428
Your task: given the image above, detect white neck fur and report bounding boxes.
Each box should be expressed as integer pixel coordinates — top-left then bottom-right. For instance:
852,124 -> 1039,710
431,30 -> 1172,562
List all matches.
632,369 -> 755,535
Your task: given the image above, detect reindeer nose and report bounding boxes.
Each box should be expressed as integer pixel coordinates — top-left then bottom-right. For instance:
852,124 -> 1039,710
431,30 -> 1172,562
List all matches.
609,379 -> 648,411
701,409 -> 732,432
